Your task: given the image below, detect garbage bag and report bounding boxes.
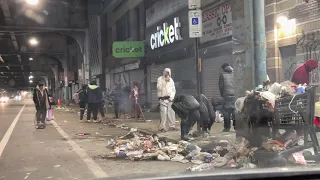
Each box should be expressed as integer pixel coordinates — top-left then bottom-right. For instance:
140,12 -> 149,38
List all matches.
172,94 -> 200,115
235,97 -> 246,113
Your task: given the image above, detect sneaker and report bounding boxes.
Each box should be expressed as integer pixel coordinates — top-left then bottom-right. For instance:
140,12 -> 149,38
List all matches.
93,120 -> 98,123
223,129 -> 230,132
87,120 -> 91,123
181,135 -> 190,141
169,127 -> 179,131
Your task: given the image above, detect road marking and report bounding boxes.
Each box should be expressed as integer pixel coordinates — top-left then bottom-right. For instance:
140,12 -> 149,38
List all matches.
51,120 -> 108,178
0,104 -> 25,157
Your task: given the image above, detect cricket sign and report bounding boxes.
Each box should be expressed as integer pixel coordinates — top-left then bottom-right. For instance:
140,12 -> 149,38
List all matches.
149,17 -> 183,50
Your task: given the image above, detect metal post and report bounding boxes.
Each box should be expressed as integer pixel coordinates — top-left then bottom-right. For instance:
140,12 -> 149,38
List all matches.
253,0 -> 267,86
195,38 -> 201,95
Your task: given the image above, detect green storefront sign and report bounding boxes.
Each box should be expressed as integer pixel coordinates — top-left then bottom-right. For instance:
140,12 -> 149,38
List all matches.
112,41 -> 145,58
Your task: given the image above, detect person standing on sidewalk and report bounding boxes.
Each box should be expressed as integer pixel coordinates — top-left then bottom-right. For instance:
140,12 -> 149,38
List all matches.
157,68 -> 177,132
98,90 -> 106,120
86,80 -> 103,123
77,84 -> 87,121
219,63 -> 236,132
110,84 -> 122,118
130,82 -> 141,119
33,83 -> 51,128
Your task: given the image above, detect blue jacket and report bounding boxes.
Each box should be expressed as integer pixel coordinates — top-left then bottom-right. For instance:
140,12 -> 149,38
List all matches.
87,85 -> 103,104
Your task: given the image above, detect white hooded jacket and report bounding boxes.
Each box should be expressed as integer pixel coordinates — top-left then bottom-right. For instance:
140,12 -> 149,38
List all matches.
157,68 -> 176,105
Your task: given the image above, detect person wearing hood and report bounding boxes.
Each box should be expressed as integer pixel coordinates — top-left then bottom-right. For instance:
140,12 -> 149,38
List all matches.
157,68 -> 177,131
86,80 -> 103,122
33,83 -> 51,127
77,84 -> 88,121
291,59 -> 318,85
219,63 -> 236,132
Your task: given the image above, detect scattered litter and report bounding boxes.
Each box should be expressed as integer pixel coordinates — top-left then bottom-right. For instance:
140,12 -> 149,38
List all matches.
24,173 -> 31,179
45,177 -> 53,179
77,133 -> 90,136
54,165 -> 61,168
64,120 -> 67,123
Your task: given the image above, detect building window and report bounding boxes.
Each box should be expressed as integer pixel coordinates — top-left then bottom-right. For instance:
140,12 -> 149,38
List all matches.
116,11 -> 131,41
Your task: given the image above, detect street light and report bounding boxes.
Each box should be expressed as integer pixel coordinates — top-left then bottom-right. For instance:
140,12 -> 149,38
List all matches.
29,75 -> 33,79
29,57 -> 33,60
29,80 -> 33,83
29,38 -> 39,46
26,0 -> 39,5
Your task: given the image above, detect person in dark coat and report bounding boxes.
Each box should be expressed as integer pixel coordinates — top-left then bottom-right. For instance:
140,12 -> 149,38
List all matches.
109,84 -> 122,118
219,63 -> 236,132
86,80 -> 103,122
172,94 -> 200,141
33,83 -> 51,127
77,84 -> 87,120
195,94 -> 215,134
291,59 -> 318,85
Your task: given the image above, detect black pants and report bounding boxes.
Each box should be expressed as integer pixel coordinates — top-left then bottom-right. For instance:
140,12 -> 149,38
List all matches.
87,103 -> 99,120
180,110 -> 200,138
114,102 -> 119,118
79,102 -> 86,120
222,107 -> 235,130
99,103 -> 105,117
36,108 -> 46,123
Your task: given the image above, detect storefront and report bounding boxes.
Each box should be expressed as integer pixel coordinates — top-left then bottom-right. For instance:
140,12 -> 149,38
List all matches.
199,1 -> 233,99
146,7 -> 196,109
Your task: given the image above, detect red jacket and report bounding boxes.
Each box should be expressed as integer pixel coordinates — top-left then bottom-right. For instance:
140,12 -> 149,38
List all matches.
291,59 -> 318,85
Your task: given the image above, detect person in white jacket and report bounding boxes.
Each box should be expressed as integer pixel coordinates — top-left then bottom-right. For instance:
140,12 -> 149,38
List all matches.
157,68 -> 177,131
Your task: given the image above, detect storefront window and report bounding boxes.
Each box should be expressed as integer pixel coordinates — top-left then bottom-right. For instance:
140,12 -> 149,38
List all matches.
116,11 -> 131,41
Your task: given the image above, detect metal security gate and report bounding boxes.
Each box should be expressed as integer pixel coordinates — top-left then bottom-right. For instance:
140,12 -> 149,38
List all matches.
202,55 -> 233,99
149,58 -> 196,109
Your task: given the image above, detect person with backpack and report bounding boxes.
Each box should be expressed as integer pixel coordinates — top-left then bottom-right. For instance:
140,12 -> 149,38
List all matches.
77,84 -> 88,121
86,80 -> 103,122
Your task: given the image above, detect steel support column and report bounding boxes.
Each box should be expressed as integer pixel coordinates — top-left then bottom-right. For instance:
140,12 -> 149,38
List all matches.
253,0 -> 267,86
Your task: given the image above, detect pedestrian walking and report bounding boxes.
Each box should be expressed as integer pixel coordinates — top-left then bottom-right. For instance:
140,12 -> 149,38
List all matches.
33,83 -> 51,128
77,84 -> 87,121
219,63 -> 236,132
157,68 -> 177,132
86,80 -> 103,123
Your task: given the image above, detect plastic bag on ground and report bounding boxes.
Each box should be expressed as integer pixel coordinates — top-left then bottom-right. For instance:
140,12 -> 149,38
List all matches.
215,111 -> 224,123
171,154 -> 185,162
187,163 -> 215,172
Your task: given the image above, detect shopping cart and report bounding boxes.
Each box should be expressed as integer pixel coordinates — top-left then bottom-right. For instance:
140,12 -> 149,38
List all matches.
273,86 -> 319,156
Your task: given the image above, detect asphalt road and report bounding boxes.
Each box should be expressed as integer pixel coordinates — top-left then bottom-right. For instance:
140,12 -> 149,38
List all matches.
0,99 -> 101,180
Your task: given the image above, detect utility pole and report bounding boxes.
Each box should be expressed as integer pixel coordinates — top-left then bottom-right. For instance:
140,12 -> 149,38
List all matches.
188,0 -> 202,95
253,0 -> 267,86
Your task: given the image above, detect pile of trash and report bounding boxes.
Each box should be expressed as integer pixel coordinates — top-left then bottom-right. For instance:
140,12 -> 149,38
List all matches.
104,131 -> 260,171
236,80 -> 309,113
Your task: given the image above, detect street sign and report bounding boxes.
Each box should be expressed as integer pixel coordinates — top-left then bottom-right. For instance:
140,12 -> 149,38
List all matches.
188,10 -> 202,38
188,0 -> 201,9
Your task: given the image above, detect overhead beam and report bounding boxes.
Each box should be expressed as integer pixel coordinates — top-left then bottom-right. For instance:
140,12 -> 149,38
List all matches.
0,26 -> 86,32
0,52 -> 64,56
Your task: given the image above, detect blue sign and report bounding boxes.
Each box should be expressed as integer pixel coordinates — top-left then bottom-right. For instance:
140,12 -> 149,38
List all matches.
192,18 -> 199,25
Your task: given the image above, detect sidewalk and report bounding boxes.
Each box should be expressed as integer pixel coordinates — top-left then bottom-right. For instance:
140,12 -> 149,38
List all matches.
56,105 -> 236,147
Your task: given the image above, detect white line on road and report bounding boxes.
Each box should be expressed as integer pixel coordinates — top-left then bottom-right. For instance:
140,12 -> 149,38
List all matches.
51,120 -> 108,178
0,104 -> 26,157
